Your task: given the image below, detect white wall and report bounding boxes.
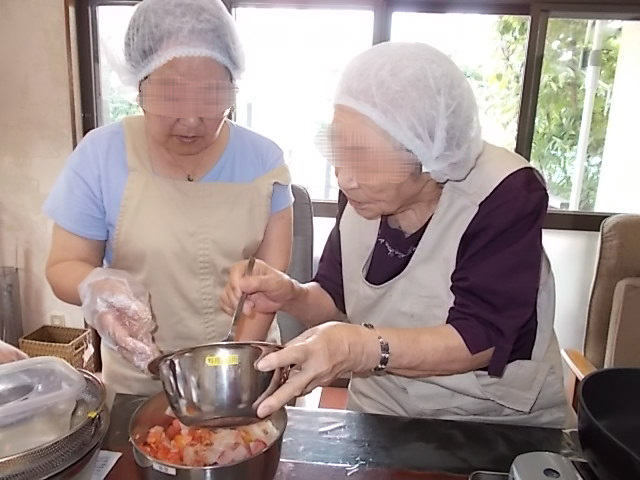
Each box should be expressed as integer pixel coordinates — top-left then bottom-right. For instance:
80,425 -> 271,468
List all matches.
543,230 -> 599,351
595,21 -> 640,213
0,0 -> 84,335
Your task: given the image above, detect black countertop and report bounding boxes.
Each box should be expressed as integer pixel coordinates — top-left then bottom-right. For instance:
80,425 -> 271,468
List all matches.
104,394 -> 576,478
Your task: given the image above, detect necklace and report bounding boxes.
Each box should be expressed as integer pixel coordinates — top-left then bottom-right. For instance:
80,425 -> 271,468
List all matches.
167,151 -> 209,182
161,123 -> 228,181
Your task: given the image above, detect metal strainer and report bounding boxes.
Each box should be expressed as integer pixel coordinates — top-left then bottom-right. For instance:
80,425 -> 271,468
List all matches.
0,370 -> 108,480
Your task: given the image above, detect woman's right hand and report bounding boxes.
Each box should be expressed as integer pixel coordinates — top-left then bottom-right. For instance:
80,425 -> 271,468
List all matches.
0,340 -> 28,364
220,259 -> 296,317
78,268 -> 160,371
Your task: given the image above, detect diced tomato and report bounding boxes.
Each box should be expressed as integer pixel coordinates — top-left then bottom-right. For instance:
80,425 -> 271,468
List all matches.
165,419 -> 181,440
155,443 -> 171,461
141,444 -> 155,456
190,427 -> 214,445
146,426 -> 166,446
142,418 -> 277,467
249,439 -> 268,456
166,449 -> 182,465
173,434 -> 190,450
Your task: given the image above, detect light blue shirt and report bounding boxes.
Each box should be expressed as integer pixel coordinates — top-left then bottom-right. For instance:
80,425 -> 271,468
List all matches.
43,120 -> 293,265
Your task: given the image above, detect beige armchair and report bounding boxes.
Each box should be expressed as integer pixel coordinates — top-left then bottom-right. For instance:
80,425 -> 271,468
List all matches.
562,214 -> 640,408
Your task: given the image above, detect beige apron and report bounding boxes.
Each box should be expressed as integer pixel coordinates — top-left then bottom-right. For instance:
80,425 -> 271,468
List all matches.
101,115 -> 290,395
341,143 -> 568,428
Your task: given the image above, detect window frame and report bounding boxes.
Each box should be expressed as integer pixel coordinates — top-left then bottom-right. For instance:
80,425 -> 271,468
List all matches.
75,0 -> 640,231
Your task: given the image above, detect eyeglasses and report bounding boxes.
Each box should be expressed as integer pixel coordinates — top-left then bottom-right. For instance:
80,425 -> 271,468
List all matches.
138,75 -> 238,119
314,123 -> 420,184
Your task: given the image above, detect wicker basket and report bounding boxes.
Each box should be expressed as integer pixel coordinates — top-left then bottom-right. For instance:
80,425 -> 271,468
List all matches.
19,325 -> 99,372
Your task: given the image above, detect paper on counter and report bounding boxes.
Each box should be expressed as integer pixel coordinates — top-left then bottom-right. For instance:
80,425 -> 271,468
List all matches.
91,450 -> 122,480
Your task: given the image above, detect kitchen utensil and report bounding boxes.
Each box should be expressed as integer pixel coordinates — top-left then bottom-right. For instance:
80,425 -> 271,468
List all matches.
224,256 -> 255,342
148,341 -> 285,427
0,370 -> 109,480
0,356 -> 86,456
0,383 -> 33,405
578,367 -> 640,480
129,391 -> 286,480
497,368 -> 640,480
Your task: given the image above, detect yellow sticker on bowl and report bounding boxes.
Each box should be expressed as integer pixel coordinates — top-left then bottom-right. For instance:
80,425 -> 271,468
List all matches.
205,354 -> 239,366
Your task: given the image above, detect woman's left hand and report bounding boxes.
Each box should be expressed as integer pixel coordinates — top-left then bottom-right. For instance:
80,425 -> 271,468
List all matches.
255,322 -> 378,417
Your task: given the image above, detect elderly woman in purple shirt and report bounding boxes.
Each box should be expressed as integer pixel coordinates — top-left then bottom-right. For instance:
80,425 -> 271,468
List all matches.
221,42 -> 568,427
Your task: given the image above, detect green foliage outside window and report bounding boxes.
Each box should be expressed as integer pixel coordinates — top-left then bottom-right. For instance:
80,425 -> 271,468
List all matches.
487,17 -> 620,210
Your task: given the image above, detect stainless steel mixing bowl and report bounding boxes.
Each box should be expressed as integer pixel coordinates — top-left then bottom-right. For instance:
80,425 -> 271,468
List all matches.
129,392 -> 287,480
148,342 -> 286,427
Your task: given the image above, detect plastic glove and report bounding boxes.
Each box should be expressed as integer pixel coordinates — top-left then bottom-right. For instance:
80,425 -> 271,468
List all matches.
0,339 -> 28,364
78,268 -> 160,371
253,322 -> 379,417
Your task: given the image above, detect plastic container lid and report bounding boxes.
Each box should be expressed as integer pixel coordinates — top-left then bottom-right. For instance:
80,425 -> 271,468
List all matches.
0,356 -> 85,428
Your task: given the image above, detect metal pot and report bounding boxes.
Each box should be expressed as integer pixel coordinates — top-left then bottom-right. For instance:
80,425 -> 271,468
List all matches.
0,370 -> 109,480
129,392 -> 287,480
47,410 -> 109,480
578,367 -> 640,480
148,342 -> 286,427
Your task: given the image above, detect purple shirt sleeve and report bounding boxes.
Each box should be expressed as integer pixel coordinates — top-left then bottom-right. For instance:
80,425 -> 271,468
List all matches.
447,168 -> 548,376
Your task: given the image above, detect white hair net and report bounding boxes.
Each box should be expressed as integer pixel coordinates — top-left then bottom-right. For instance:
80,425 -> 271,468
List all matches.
121,0 -> 245,86
334,42 -> 483,183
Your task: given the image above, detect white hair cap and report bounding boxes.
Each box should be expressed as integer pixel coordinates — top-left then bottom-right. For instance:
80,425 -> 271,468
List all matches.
122,0 -> 245,85
334,42 -> 483,183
